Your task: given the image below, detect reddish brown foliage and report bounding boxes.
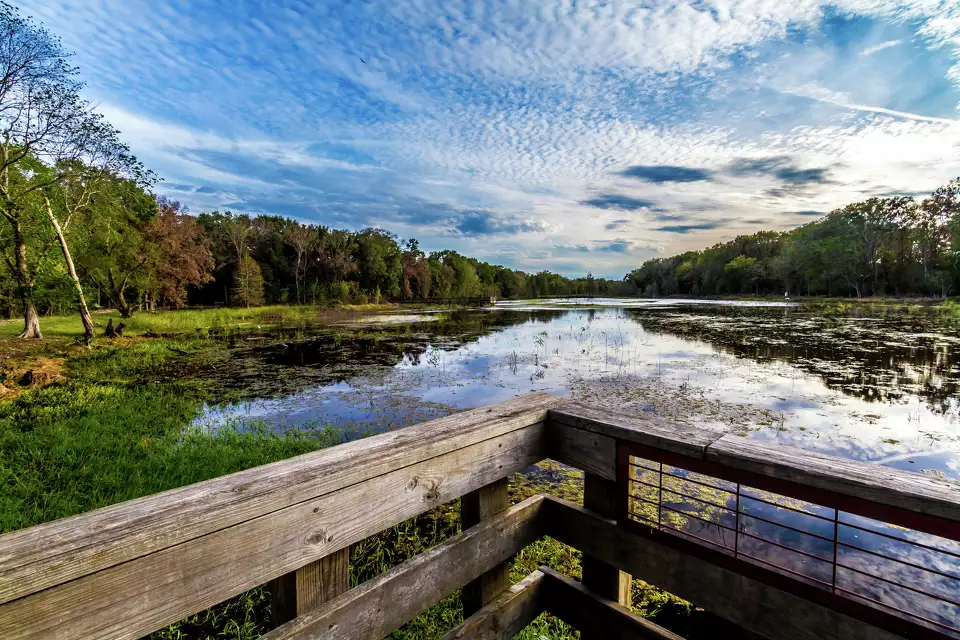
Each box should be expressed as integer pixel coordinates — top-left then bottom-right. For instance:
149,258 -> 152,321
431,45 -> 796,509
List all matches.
144,197 -> 215,308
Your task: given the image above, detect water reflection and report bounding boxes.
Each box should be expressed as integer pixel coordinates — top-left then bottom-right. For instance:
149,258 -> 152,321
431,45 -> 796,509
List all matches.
628,305 -> 960,413
191,301 -> 960,479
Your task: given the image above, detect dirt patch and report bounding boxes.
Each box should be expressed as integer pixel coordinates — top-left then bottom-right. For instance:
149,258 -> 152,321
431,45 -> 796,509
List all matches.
0,356 -> 65,397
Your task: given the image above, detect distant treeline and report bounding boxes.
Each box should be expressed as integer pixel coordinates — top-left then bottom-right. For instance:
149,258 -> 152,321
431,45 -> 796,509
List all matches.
0,4 -> 625,341
187,211 -> 629,307
1,194 -> 626,317
627,179 -> 960,299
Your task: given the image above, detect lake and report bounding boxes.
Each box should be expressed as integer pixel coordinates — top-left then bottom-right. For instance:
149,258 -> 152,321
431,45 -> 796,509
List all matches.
191,298 -> 960,482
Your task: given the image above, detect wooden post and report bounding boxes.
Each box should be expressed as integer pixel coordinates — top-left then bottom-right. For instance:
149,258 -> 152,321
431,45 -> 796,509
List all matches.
460,477 -> 510,616
581,473 -> 631,606
270,548 -> 350,627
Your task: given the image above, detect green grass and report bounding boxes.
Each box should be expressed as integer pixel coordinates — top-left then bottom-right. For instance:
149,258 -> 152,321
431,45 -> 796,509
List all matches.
0,340 -> 345,532
0,303 -> 714,639
0,303 -> 420,343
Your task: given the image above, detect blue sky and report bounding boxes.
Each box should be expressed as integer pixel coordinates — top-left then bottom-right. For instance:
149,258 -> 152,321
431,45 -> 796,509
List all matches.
21,0 -> 960,277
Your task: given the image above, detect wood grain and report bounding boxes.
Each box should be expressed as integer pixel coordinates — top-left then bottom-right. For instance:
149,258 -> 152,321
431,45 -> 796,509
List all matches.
439,570 -> 544,640
0,393 -> 559,605
460,478 -> 511,616
548,403 -> 724,459
546,422 -> 616,481
539,566 -> 684,640
580,473 -> 631,609
0,426 -> 546,639
270,549 -> 351,627
262,496 -> 547,640
544,495 -> 901,640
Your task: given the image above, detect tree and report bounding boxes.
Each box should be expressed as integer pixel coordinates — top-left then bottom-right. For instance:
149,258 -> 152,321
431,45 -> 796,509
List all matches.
143,197 -> 214,308
0,3 -> 127,338
41,135 -> 153,340
233,254 -> 264,307
353,228 -> 402,298
75,174 -> 157,317
724,255 -> 758,293
400,238 -> 430,299
282,221 -> 316,304
918,178 -> 960,295
223,213 -> 255,264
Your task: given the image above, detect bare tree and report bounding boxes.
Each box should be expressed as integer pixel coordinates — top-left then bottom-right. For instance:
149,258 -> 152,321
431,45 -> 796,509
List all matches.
282,221 -> 316,304
0,3 -> 133,338
224,213 -> 255,264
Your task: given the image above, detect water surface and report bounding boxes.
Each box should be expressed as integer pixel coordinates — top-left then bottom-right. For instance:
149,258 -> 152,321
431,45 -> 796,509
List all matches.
192,299 -> 960,480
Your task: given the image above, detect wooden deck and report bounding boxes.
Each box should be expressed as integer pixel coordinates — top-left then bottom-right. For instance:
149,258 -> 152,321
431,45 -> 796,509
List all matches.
1,393 -> 957,639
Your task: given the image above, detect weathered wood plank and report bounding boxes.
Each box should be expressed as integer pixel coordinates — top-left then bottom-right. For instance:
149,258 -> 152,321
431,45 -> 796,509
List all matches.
544,496 -> 901,640
0,393 -> 559,605
270,549 -> 351,627
581,473 -> 631,609
461,478 -> 511,616
706,435 -> 960,531
548,403 -> 724,459
539,566 -> 683,640
262,496 -> 547,640
440,570 -> 544,640
546,422 -> 616,481
0,426 -> 546,640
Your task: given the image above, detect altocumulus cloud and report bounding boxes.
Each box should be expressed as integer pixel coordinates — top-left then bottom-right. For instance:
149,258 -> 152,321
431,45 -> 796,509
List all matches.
21,0 -> 960,276
453,211 -> 556,237
654,220 -> 734,234
580,194 -> 660,211
621,165 -> 715,184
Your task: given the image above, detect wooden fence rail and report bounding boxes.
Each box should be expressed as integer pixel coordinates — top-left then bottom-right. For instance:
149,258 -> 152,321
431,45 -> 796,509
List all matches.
0,394 -> 957,639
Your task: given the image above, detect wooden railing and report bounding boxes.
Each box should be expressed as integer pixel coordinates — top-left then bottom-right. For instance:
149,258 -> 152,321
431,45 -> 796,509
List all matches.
1,393 -> 957,639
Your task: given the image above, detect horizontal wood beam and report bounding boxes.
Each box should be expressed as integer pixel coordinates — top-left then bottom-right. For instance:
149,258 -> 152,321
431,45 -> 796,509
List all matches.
549,403 -> 960,534
539,566 -> 684,640
544,495 -> 904,640
0,426 -> 547,639
262,496 -> 547,640
0,393 -> 561,606
548,403 -> 724,459
706,435 -> 960,533
440,570 -> 544,640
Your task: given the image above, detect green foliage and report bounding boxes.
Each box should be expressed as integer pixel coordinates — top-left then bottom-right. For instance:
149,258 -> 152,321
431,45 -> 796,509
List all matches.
628,179 -> 960,299
233,255 -> 265,307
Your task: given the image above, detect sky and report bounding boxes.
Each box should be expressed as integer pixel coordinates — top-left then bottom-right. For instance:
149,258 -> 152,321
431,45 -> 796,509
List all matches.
21,1 -> 960,278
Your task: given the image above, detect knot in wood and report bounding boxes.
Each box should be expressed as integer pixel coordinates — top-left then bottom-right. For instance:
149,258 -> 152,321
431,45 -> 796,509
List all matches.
306,529 -> 328,545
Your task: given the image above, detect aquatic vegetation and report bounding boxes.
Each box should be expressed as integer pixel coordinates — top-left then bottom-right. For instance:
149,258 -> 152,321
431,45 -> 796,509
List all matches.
4,299 -> 960,638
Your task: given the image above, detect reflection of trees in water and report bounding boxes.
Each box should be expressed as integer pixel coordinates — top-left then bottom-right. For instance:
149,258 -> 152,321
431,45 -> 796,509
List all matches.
627,307 -> 960,416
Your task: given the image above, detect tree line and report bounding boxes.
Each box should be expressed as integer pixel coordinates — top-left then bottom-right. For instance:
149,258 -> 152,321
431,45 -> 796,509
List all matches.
627,181 -> 960,299
0,4 -> 625,342
189,212 -> 625,309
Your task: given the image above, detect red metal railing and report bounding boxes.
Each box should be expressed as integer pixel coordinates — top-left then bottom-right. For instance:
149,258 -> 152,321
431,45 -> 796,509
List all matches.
618,443 -> 960,640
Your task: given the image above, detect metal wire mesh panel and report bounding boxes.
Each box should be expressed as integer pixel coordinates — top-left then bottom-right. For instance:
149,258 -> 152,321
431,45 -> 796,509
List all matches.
622,450 -> 960,639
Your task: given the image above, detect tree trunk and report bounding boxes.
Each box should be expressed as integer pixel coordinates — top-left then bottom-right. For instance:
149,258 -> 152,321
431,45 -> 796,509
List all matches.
106,270 -> 133,318
295,252 -> 302,305
116,295 -> 132,318
19,299 -> 41,339
11,218 -> 42,339
44,197 -> 95,343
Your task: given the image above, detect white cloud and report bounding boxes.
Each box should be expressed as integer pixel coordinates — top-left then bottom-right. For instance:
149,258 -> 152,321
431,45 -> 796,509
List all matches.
860,39 -> 903,56
15,0 -> 960,275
